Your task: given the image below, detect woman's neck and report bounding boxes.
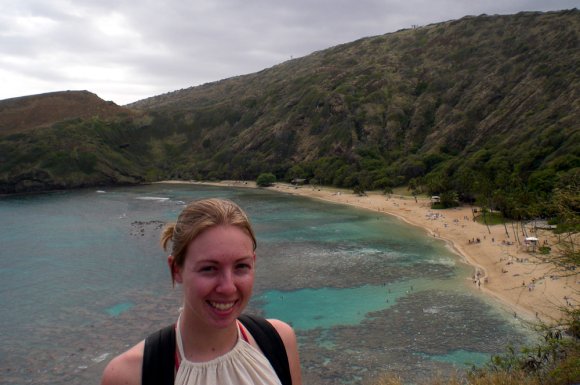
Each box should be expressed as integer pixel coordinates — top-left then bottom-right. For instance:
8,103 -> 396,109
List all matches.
178,312 -> 239,362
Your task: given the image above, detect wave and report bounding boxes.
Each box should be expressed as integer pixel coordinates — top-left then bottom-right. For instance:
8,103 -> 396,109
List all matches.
135,196 -> 170,201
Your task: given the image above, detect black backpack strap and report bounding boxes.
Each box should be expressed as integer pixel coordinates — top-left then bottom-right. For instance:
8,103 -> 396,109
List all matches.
141,317 -> 292,385
142,324 -> 176,385
238,314 -> 292,385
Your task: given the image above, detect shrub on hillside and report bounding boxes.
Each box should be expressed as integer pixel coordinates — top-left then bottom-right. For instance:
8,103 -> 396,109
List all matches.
256,172 -> 276,187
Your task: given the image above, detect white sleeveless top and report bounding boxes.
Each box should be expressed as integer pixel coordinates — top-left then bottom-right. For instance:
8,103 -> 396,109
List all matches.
174,317 -> 282,385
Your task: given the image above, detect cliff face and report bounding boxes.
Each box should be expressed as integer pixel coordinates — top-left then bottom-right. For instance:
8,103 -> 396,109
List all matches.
0,10 -> 578,198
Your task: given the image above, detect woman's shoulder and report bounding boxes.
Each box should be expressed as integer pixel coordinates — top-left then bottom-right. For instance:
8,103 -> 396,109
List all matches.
267,319 -> 302,385
100,340 -> 145,385
266,319 -> 299,356
266,319 -> 296,340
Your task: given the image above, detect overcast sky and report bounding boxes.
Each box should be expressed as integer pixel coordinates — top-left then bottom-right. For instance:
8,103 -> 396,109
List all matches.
1,1 -> 576,105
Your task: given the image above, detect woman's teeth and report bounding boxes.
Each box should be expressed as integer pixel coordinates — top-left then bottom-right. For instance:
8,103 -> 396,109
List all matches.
209,301 -> 235,310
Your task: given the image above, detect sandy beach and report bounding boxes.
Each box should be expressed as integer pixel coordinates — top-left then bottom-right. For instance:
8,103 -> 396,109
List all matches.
161,180 -> 578,324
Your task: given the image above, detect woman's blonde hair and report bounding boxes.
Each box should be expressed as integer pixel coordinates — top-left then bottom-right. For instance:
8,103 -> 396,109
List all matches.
161,198 -> 257,284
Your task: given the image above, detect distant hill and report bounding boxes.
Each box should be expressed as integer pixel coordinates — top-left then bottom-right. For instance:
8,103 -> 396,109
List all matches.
0,9 -> 578,219
0,91 -> 143,192
0,91 -> 131,134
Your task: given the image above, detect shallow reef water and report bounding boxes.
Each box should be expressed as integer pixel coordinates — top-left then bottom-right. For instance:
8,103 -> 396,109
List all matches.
0,184 -> 533,385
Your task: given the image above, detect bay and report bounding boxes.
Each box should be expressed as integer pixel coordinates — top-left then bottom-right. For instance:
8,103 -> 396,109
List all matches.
0,183 -> 533,384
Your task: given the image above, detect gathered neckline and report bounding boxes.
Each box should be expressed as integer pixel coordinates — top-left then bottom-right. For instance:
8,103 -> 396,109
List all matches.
175,315 -> 249,366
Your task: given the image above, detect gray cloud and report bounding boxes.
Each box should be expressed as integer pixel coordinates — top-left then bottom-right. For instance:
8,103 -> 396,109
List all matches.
0,0 -> 577,104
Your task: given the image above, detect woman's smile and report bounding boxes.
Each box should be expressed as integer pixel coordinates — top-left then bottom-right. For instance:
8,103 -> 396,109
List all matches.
208,300 -> 237,311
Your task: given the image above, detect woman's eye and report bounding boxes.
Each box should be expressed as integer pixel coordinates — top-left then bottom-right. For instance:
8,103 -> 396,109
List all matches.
236,263 -> 251,271
199,266 -> 216,273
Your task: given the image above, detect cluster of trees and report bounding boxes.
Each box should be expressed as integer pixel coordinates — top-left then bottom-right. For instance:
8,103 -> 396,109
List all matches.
275,148 -> 578,223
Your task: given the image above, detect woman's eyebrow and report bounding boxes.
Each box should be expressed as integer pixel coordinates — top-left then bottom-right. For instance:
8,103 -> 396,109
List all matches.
193,255 -> 253,265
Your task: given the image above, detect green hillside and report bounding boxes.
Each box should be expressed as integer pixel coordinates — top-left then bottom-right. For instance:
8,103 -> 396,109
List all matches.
0,10 -> 578,219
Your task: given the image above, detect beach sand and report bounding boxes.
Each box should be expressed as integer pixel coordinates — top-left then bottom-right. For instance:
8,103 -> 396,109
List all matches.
162,180 -> 578,324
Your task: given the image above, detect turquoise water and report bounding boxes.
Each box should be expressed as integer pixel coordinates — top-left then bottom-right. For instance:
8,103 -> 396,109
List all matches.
259,278 -> 431,330
0,184 -> 533,385
105,302 -> 135,317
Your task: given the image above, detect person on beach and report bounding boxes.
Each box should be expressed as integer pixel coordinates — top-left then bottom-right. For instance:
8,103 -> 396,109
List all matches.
101,198 -> 302,385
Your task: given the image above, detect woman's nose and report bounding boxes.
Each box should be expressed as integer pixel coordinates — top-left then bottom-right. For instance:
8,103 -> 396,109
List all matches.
216,270 -> 236,294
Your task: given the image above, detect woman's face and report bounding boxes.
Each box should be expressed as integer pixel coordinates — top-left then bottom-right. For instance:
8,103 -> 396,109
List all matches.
174,225 -> 255,330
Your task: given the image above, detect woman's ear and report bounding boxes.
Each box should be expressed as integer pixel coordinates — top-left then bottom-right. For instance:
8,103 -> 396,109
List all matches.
167,255 -> 182,284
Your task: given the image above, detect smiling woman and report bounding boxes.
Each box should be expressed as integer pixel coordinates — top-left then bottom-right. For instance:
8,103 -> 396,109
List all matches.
169,225 -> 256,333
100,198 -> 302,385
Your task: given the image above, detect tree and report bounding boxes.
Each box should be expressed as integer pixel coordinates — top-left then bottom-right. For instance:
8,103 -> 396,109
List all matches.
550,178 -> 580,273
286,164 -> 306,181
256,172 -> 276,187
440,190 -> 459,208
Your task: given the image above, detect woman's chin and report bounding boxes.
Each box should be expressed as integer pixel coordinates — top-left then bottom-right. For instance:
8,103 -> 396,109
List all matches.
206,302 -> 241,326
